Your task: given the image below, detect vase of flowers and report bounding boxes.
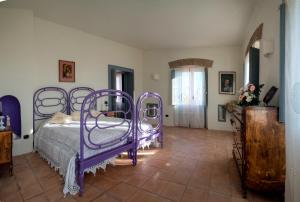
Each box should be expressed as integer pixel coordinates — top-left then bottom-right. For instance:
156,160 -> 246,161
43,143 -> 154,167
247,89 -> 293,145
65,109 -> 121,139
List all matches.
238,84 -> 264,106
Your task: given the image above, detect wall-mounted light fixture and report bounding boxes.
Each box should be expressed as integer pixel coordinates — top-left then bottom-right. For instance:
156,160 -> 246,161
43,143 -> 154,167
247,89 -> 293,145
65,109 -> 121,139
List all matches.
262,39 -> 274,57
152,74 -> 160,81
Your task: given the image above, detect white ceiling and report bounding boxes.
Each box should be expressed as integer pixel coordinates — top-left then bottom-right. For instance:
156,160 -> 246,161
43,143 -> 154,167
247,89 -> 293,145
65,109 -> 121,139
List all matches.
1,0 -> 257,50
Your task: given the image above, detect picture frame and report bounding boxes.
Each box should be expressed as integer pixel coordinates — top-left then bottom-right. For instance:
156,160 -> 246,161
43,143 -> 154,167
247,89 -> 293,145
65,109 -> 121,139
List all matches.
146,103 -> 159,117
59,60 -> 75,82
219,71 -> 236,95
218,105 -> 226,122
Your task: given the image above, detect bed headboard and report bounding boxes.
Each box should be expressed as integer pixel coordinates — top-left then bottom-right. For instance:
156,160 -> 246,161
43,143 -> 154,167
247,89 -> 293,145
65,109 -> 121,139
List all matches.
33,87 -> 68,133
69,87 -> 95,113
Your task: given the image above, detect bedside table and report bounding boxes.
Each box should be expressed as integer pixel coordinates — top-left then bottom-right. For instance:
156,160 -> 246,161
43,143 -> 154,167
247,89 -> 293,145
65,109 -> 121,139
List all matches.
0,130 -> 13,175
100,111 -> 117,117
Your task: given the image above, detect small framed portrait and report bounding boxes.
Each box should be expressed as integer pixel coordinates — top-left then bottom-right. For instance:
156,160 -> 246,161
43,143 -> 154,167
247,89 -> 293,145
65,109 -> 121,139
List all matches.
219,71 -> 236,95
59,60 -> 75,82
218,105 -> 226,122
146,103 -> 159,117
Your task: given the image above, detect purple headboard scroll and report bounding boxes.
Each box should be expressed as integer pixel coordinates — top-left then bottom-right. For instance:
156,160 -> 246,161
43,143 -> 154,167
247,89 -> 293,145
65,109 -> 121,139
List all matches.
33,87 -> 68,133
69,87 -> 95,113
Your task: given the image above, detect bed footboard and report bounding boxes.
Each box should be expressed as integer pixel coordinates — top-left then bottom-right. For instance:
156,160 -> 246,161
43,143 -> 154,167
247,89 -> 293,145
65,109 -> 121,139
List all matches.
136,92 -> 163,148
77,89 -> 136,195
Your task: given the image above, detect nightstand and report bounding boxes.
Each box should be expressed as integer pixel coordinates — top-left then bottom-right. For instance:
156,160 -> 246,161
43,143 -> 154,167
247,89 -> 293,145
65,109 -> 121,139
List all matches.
0,130 -> 13,175
100,111 -> 116,117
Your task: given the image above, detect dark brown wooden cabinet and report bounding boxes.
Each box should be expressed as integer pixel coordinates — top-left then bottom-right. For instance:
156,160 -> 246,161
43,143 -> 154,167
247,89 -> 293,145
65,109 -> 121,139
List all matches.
230,106 -> 285,197
0,131 -> 13,175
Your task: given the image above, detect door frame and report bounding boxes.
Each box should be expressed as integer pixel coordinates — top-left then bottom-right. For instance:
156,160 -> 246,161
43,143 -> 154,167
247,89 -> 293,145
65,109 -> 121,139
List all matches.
108,65 -> 134,118
108,64 -> 134,92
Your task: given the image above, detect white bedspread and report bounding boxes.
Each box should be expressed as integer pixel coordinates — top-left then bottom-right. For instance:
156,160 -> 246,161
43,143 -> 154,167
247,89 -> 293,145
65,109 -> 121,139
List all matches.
34,116 -> 154,195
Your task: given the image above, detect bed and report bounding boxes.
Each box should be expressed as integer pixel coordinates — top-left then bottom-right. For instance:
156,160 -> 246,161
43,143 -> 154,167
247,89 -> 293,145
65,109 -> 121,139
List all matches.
33,87 -> 163,196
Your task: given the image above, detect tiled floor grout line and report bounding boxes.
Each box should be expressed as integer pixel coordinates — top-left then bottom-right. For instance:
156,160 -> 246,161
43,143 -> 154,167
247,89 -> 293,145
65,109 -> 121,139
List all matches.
94,181 -> 123,201
178,165 -> 195,202
118,166 -> 174,201
131,175 -> 179,202
26,158 -> 50,202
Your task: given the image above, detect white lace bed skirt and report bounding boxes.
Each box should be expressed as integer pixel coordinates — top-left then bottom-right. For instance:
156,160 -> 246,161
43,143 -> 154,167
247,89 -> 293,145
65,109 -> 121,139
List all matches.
36,138 -> 157,196
36,149 -> 116,196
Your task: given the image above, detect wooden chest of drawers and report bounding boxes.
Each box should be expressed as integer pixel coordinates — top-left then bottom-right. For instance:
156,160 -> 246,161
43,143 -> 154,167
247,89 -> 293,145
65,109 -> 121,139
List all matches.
229,106 -> 285,198
0,131 -> 13,175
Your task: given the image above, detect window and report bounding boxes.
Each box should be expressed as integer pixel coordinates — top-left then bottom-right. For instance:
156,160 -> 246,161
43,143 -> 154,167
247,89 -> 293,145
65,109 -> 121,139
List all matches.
244,53 -> 250,86
244,40 -> 260,87
171,67 -> 207,128
171,67 -> 206,106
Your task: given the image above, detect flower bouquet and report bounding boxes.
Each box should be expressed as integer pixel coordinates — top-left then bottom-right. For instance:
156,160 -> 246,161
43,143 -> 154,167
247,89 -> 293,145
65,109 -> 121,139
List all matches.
238,83 -> 264,106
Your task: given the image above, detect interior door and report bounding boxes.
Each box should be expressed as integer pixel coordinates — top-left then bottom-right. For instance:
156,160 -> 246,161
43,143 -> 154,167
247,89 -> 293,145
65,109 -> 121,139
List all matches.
122,72 -> 134,119
108,67 -> 116,111
122,72 -> 134,98
108,65 -> 134,118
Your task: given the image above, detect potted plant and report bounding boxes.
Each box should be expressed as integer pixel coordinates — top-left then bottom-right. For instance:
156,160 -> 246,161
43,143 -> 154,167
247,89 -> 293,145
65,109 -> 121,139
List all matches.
238,84 -> 264,106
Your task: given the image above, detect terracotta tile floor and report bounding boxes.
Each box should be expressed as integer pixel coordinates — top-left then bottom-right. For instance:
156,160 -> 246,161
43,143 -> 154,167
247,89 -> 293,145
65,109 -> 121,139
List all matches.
0,127 -> 280,202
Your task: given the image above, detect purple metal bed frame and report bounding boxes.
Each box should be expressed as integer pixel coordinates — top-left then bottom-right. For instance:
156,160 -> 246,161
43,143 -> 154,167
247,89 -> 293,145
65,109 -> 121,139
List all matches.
33,87 -> 68,134
76,89 -> 136,195
69,87 -> 95,113
33,87 -> 163,196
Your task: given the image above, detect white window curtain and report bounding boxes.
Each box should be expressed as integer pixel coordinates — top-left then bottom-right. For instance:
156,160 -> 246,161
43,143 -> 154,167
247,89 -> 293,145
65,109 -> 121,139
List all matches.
285,1 -> 300,202
244,53 -> 250,86
172,67 -> 206,128
115,72 -> 122,103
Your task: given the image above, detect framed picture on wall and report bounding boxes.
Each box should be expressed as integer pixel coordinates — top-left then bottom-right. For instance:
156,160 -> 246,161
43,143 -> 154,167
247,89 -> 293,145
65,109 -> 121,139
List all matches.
59,60 -> 75,82
219,71 -> 236,95
218,105 -> 226,122
146,103 -> 159,117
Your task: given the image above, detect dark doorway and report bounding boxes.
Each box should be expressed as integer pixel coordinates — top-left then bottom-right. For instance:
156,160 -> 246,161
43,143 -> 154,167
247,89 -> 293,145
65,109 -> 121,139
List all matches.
108,65 -> 134,118
249,47 -> 260,87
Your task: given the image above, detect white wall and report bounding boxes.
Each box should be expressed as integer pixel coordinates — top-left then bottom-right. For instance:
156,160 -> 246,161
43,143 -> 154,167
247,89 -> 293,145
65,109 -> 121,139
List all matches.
143,46 -> 243,131
0,8 -> 144,155
34,17 -> 143,94
0,8 -> 36,156
243,0 -> 281,106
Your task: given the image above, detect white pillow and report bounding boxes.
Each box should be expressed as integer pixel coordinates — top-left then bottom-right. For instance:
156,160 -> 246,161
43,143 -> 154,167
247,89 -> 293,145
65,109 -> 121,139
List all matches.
53,112 -> 66,118
49,112 -> 71,124
71,111 -> 81,121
